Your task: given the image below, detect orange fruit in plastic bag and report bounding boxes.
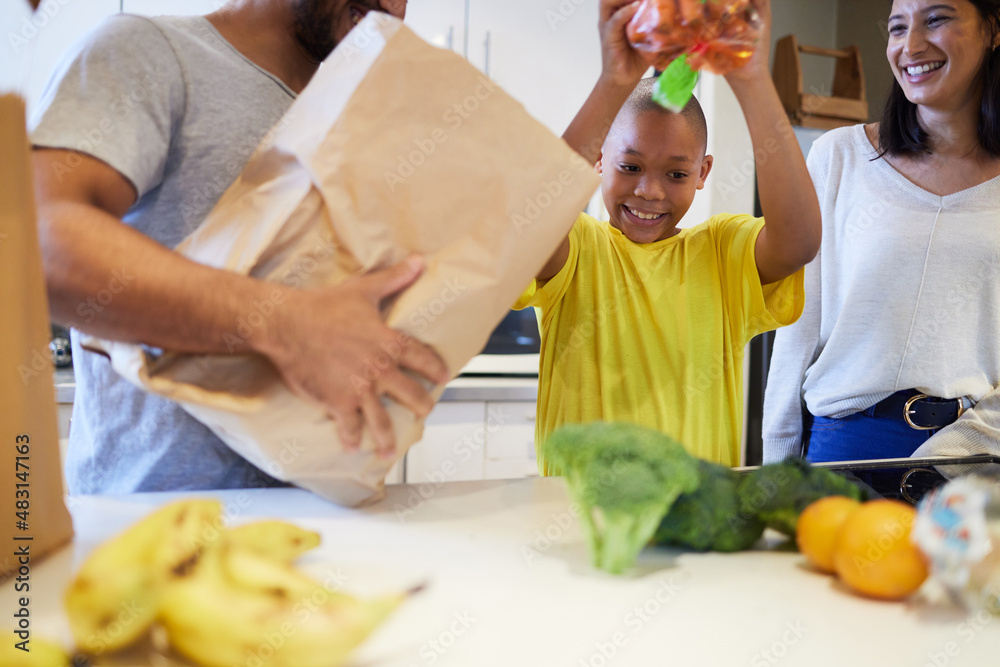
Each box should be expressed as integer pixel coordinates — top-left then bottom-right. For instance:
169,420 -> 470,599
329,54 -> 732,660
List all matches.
626,0 -> 760,73
796,496 -> 861,574
832,499 -> 929,600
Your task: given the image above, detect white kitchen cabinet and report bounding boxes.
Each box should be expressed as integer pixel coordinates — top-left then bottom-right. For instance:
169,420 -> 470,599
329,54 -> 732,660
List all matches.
404,401 -> 487,484
402,0 -> 467,54
467,0 -> 602,140
2,0 -> 121,116
52,389 -> 403,485
405,0 -> 603,138
484,400 -> 538,480
384,459 -> 404,484
404,398 -> 541,483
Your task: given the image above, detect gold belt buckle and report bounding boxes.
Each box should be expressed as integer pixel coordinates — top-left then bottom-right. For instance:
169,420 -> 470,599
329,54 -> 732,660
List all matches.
903,393 -> 965,430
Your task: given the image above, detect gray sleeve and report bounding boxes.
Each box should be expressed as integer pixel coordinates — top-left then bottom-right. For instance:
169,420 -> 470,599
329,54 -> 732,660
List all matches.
760,145 -> 829,463
912,388 -> 1000,477
30,14 -> 184,199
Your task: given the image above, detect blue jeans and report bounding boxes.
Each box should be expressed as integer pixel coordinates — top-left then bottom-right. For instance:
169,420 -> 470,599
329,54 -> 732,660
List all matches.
805,406 -> 938,462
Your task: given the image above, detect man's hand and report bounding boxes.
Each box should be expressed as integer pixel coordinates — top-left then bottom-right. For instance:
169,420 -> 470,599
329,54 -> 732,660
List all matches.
35,148 -> 448,460
260,256 -> 450,459
598,0 -> 648,88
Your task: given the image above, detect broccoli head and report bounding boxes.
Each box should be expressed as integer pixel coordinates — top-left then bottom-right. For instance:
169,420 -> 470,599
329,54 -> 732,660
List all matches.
737,457 -> 865,537
543,422 -> 700,574
654,459 -> 765,552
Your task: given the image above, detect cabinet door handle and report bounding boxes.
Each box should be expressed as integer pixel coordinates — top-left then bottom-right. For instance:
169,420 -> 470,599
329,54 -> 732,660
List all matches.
483,31 -> 492,78
447,25 -> 454,52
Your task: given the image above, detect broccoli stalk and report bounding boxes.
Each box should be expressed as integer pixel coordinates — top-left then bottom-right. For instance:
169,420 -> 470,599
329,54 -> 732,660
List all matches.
544,423 -> 700,574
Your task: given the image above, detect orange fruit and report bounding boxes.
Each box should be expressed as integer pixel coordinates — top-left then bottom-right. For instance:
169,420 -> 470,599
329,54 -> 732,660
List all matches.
832,499 -> 929,600
796,495 -> 861,573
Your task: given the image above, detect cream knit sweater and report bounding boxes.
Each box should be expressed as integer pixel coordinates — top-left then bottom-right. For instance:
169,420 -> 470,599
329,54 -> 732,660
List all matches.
762,124 -> 1000,464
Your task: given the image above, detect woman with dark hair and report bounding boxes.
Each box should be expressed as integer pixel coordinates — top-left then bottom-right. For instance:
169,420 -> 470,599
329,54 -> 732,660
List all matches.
762,0 -> 1000,463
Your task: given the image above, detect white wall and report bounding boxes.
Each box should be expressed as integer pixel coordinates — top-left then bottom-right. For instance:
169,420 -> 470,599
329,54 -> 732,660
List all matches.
1,1 -> 40,97
838,0 -> 895,122
770,0 -> 892,123
2,1 -> 121,114
771,0 -> 840,96
683,73 -> 754,228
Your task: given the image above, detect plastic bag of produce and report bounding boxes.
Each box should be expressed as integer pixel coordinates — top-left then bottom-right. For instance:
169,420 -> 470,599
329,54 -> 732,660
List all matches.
83,12 -> 597,506
912,477 -> 1000,614
626,0 -> 762,110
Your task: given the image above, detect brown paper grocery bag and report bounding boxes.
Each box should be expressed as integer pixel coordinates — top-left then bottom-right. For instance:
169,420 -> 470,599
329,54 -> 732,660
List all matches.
85,13 -> 599,506
0,94 -> 74,577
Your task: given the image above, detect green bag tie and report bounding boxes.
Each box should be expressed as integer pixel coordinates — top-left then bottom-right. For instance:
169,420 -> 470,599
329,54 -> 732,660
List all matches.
652,54 -> 700,113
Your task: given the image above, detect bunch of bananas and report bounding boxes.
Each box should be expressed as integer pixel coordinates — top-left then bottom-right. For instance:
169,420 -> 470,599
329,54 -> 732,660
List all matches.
56,499 -> 407,666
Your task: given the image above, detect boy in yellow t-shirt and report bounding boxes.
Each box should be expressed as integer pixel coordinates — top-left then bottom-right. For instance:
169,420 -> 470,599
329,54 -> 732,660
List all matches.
526,0 -> 820,473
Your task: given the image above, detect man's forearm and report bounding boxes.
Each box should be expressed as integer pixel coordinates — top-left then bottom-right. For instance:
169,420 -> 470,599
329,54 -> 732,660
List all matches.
40,200 -> 280,356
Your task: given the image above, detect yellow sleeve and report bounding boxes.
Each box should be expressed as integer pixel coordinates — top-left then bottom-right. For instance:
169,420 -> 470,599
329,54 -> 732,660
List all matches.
712,214 -> 805,344
513,214 -> 584,313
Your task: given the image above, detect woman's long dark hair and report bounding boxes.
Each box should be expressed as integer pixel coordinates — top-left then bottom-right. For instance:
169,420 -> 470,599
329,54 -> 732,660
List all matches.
879,0 -> 1000,158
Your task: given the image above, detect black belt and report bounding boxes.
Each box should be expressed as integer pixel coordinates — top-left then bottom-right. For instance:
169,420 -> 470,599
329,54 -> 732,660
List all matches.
869,390 -> 966,430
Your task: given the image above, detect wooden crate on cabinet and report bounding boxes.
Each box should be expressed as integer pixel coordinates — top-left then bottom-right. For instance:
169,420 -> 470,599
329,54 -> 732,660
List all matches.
772,34 -> 868,130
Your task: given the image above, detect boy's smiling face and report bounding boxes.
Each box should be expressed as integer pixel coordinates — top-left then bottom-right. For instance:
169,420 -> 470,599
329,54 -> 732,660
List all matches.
597,109 -> 712,244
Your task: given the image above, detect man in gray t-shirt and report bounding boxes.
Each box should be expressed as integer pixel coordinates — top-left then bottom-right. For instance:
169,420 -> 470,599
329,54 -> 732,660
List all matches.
31,0 -> 449,493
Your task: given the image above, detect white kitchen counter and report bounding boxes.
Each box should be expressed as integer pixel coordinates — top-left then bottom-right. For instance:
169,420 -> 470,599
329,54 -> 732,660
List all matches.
52,371 -> 537,404
51,370 -> 537,484
8,478 -> 999,666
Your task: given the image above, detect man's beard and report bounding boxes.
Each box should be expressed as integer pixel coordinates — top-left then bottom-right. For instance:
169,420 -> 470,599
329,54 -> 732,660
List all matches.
292,0 -> 345,64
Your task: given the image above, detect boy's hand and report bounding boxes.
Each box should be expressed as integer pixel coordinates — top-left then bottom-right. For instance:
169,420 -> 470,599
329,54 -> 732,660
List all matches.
723,0 -> 772,85
598,0 -> 647,88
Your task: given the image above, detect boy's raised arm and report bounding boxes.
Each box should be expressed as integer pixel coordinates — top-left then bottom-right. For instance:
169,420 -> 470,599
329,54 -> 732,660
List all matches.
539,0 -> 647,281
723,0 -> 822,285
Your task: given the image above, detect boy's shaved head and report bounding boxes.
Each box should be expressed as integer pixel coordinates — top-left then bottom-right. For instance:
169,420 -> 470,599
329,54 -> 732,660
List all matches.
610,77 -> 708,156
597,77 -> 714,244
